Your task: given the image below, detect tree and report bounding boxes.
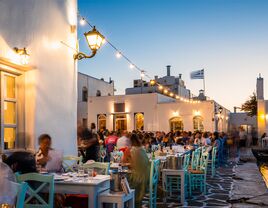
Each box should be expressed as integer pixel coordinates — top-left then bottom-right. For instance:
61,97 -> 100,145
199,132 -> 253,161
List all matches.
241,92 -> 257,117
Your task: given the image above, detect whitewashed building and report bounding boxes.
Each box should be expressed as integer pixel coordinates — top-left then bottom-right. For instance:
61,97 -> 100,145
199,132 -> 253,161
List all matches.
88,93 -> 230,133
78,72 -> 114,127
126,66 -> 191,99
0,0 -> 78,154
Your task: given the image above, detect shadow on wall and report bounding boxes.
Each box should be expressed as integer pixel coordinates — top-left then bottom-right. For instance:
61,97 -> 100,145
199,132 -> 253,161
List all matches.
16,132 -> 31,150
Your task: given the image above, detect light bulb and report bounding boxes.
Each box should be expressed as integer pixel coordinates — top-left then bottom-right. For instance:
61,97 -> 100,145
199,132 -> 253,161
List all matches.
116,52 -> 122,58
79,18 -> 86,26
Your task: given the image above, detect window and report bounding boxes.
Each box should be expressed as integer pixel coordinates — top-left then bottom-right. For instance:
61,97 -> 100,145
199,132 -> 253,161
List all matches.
96,90 -> 101,97
82,87 -> 88,102
114,103 -> 125,113
169,117 -> 183,131
193,116 -> 204,132
98,114 -> 106,131
1,73 -> 17,150
135,113 -> 144,131
114,114 -> 127,131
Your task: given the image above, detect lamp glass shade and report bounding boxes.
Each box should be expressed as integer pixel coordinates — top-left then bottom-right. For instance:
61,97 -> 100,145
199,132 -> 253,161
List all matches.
20,53 -> 30,65
84,27 -> 105,51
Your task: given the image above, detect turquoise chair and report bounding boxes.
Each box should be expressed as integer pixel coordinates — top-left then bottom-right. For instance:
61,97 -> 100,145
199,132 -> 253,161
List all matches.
62,155 -> 82,172
9,181 -> 28,208
189,153 -> 209,197
190,148 -> 201,170
165,152 -> 191,201
83,162 -> 110,175
208,146 -> 217,177
149,159 -> 160,208
16,173 -> 54,208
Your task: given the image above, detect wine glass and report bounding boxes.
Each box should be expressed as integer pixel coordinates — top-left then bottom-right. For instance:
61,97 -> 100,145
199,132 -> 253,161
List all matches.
100,149 -> 106,162
113,151 -> 119,163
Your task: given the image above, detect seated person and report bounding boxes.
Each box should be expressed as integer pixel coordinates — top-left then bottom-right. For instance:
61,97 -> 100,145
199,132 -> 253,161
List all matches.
4,151 -> 37,174
122,133 -> 150,208
0,162 -> 16,205
36,134 -> 62,172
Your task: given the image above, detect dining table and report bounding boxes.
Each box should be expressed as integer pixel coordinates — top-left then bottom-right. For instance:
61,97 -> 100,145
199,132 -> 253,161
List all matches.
52,173 -> 110,208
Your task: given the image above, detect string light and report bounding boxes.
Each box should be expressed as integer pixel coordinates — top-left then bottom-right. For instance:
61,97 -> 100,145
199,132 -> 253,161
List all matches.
116,51 -> 122,58
140,70 -> 145,78
78,13 -> 201,104
79,18 -> 86,26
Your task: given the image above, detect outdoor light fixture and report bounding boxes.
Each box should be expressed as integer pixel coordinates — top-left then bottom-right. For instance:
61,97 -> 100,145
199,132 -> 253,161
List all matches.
164,89 -> 168,94
74,26 -> 105,60
150,80 -> 156,86
218,106 -> 223,114
169,92 -> 174,97
158,85 -> 163,90
13,47 -> 30,65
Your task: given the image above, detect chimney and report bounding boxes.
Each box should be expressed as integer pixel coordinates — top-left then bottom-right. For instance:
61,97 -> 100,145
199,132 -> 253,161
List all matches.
234,107 -> 237,113
179,74 -> 182,79
166,65 -> 171,76
154,75 -> 158,80
257,74 -> 264,100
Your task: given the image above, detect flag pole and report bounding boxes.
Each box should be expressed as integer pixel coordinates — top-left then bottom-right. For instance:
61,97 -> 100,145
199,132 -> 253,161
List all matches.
203,69 -> 205,95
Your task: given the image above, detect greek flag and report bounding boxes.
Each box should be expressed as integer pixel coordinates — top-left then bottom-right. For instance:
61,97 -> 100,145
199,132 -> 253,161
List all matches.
190,69 -> 204,79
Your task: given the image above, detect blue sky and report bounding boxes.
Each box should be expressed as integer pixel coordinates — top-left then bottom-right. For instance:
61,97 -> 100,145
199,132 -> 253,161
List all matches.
78,0 -> 268,110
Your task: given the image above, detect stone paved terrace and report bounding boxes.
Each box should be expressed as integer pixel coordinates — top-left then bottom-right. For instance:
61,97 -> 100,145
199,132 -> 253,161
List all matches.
142,148 -> 268,208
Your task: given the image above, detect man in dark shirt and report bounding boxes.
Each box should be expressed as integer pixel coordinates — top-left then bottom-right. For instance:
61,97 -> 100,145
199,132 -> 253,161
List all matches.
79,127 -> 99,163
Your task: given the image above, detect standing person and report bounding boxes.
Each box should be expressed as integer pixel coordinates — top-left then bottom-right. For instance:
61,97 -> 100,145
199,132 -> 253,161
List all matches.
79,128 -> 99,163
212,132 -> 223,165
117,130 -> 131,150
90,123 -> 97,133
239,127 -> 246,147
122,134 -> 150,207
105,131 -> 118,160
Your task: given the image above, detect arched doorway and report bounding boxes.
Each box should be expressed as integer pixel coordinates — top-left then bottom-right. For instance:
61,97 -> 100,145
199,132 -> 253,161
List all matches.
98,114 -> 106,131
169,117 -> 183,131
193,116 -> 204,131
135,113 -> 144,131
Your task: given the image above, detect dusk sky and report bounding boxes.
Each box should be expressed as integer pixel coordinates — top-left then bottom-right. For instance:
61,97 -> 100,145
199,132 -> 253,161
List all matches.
77,0 -> 268,111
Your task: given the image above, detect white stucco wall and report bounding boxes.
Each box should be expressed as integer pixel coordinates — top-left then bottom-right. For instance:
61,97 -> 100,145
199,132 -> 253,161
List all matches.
88,93 -> 229,132
78,72 -> 114,126
157,100 -> 216,132
0,0 -> 78,154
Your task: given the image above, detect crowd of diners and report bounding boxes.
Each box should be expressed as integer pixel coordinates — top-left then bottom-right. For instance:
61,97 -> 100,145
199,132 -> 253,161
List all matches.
0,123 -> 229,207
76,124 -> 229,207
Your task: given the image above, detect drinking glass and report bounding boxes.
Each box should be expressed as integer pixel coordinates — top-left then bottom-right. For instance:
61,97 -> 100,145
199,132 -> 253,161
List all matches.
113,151 -> 119,163
87,168 -> 94,181
77,165 -> 84,177
100,149 -> 106,162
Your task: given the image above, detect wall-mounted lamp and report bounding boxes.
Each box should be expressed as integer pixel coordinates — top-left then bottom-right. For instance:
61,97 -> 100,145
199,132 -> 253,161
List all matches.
218,106 -> 223,114
74,26 -> 105,60
13,47 -> 30,65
